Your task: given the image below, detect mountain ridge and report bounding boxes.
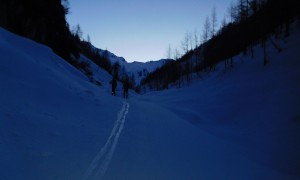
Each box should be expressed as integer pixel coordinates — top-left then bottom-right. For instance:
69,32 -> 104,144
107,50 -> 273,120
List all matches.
96,48 -> 173,84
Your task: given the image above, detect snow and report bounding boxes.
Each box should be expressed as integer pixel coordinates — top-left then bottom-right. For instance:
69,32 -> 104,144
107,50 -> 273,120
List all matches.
79,54 -> 113,91
83,102 -> 129,180
98,49 -> 171,84
0,27 -> 123,179
1,23 -> 300,180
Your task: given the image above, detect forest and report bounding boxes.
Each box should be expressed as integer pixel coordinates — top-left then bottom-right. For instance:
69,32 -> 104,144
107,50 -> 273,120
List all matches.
0,0 -> 111,84
139,0 -> 300,92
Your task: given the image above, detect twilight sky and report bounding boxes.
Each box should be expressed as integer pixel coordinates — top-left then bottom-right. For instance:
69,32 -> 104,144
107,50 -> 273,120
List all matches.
67,0 -> 232,62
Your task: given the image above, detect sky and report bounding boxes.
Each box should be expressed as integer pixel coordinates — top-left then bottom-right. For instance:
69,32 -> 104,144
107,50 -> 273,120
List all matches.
67,0 -> 232,62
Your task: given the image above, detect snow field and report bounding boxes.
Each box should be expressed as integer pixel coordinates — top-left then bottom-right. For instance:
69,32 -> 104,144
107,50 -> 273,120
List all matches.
0,22 -> 300,180
83,101 -> 129,180
136,23 -> 300,177
0,27 -> 122,180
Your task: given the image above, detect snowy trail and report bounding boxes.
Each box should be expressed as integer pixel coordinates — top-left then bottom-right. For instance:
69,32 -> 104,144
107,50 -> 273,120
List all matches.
83,101 -> 129,180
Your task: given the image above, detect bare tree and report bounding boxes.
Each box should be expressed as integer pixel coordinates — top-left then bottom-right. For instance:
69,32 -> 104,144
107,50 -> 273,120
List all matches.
221,16 -> 227,32
181,31 -> 190,53
237,0 -> 249,22
188,31 -> 193,51
87,34 -> 91,43
211,6 -> 217,37
166,44 -> 172,59
194,29 -> 199,48
173,48 -> 180,60
202,16 -> 211,43
228,1 -> 237,23
72,24 -> 83,40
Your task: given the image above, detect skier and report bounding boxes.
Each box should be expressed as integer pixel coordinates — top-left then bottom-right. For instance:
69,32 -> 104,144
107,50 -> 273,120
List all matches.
123,80 -> 129,99
110,77 -> 117,96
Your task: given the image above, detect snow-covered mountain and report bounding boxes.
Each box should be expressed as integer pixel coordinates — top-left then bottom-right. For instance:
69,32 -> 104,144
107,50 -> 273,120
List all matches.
98,49 -> 172,84
1,22 -> 300,180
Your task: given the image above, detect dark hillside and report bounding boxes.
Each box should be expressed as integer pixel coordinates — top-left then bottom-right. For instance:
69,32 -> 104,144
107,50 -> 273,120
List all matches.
0,0 -> 113,82
140,0 -> 300,92
0,0 -> 79,61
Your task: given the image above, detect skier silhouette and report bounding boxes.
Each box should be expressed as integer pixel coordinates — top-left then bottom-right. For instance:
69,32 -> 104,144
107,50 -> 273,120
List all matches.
123,80 -> 129,99
110,77 -> 117,96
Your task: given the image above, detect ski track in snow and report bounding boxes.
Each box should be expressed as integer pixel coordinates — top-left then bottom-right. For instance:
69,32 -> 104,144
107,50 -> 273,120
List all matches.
83,101 -> 130,180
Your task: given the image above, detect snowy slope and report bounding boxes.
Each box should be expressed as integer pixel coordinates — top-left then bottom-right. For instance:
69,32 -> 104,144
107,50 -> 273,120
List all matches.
1,23 -> 300,180
78,54 -> 114,91
104,25 -> 300,179
132,25 -> 300,178
0,27 -> 123,179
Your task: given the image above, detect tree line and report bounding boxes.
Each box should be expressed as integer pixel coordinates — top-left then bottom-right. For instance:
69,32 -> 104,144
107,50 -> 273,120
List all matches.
0,0 -> 79,62
139,0 -> 300,92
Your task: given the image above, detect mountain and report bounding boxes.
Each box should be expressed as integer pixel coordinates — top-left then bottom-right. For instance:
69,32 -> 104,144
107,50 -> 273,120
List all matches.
98,49 -> 172,84
1,21 -> 300,180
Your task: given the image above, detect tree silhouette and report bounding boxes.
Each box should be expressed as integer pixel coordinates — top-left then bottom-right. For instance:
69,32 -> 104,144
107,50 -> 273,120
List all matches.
202,16 -> 211,43
211,6 -> 217,37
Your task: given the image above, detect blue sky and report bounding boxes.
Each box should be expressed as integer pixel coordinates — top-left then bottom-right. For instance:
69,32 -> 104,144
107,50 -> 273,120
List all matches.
67,0 -> 232,62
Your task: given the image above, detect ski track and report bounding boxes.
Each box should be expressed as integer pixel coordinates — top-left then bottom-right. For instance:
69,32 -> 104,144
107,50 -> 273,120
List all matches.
83,101 -> 130,180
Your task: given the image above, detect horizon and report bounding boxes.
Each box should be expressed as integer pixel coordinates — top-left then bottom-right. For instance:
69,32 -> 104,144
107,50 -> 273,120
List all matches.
67,0 -> 232,62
